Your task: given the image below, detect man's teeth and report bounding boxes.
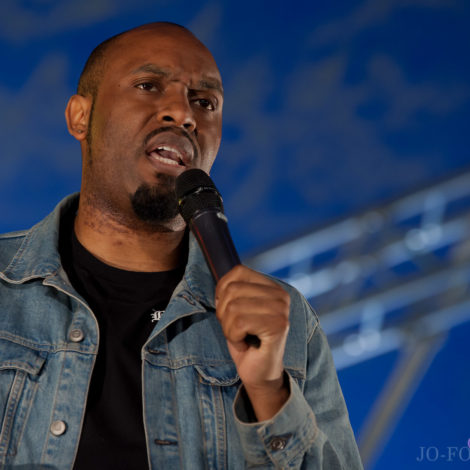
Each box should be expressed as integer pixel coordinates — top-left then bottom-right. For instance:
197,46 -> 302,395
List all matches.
151,152 -> 180,166
150,146 -> 184,166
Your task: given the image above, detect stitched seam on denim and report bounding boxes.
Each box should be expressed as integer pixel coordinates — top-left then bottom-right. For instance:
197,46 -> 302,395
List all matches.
308,411 -> 320,446
146,355 -> 237,370
307,322 -> 319,344
180,278 -> 213,310
264,414 -> 318,469
14,378 -> 40,459
0,272 -> 51,284
167,330 -> 184,469
2,231 -> 31,276
214,385 -> 226,469
0,362 -> 42,375
0,332 -> 97,356
40,349 -> 68,465
141,356 -> 152,470
0,332 -> 57,353
195,366 -> 239,386
70,351 -> 97,468
197,373 -> 213,470
197,376 -> 207,467
0,231 -> 28,240
0,370 -> 26,456
1,240 -> 59,282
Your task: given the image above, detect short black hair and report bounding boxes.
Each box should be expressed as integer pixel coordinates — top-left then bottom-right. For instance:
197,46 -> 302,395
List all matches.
77,32 -> 122,98
77,22 -> 189,99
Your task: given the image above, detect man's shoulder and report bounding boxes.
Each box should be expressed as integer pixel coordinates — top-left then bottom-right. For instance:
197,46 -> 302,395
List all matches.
0,228 -> 29,240
0,229 -> 29,270
0,194 -> 79,268
0,194 -> 79,279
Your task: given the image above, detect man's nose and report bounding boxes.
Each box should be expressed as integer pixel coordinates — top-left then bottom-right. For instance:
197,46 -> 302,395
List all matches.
156,87 -> 196,133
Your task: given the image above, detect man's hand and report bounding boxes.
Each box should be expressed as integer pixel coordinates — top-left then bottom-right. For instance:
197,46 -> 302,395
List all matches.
215,265 -> 291,421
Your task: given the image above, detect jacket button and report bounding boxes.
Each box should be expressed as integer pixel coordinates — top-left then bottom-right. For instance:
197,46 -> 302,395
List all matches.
50,420 -> 67,436
69,328 -> 84,342
270,436 -> 287,451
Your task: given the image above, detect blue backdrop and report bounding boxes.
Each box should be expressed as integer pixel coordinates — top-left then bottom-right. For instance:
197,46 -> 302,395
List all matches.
1,1 -> 469,468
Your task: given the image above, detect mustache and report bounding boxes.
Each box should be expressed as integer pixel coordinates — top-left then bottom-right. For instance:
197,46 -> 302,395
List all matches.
143,126 -> 199,161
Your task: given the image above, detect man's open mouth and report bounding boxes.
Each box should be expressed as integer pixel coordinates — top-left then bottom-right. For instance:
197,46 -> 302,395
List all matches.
145,130 -> 195,168
148,145 -> 186,167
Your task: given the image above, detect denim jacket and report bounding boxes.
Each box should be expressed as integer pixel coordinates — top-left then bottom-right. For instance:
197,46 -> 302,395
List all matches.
0,195 -> 363,469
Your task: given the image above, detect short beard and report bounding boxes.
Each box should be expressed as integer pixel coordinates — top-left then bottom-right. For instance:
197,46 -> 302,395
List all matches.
130,175 -> 179,225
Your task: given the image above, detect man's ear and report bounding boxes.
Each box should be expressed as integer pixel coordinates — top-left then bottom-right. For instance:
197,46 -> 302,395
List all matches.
65,94 -> 92,141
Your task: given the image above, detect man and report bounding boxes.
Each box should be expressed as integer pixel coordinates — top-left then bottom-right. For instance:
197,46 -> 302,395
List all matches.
0,22 -> 363,469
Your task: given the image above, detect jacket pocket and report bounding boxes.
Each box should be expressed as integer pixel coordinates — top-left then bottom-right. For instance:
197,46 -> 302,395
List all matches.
0,338 -> 46,457
194,363 -> 241,470
194,363 -> 240,387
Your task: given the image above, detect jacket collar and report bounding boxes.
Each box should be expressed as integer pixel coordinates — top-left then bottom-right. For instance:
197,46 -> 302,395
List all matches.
1,193 -> 217,308
1,194 -> 77,282
181,234 -> 216,309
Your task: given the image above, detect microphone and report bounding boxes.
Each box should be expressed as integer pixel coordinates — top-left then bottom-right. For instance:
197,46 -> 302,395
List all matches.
176,169 -> 240,281
176,169 -> 260,347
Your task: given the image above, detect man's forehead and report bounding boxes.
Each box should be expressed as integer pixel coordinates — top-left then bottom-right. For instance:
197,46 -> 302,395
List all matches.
107,26 -> 221,84
119,23 -> 195,45
114,24 -> 212,62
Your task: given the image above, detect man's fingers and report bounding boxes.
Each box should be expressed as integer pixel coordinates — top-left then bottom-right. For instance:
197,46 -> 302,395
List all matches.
216,297 -> 289,345
216,264 -> 277,295
223,309 -> 289,342
215,265 -> 290,348
215,281 -> 289,314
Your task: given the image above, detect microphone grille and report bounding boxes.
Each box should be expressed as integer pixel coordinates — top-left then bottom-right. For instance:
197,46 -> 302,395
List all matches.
176,169 -> 224,222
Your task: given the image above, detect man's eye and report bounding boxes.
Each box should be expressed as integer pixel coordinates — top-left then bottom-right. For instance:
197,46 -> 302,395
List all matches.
136,82 -> 158,92
194,98 -> 215,110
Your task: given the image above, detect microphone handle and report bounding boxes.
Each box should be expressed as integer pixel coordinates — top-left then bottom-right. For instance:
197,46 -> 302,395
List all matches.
190,209 -> 261,348
190,209 -> 240,281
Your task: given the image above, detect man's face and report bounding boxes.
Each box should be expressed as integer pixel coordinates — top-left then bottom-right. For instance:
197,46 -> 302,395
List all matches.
80,25 -> 223,230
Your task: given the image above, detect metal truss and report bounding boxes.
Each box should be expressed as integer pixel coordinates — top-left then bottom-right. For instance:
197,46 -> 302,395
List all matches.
246,170 -> 470,468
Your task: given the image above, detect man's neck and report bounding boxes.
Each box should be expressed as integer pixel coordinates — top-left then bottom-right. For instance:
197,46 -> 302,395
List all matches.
74,201 -> 187,273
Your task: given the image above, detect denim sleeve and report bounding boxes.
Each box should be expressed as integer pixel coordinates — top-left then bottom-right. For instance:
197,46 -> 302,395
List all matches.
233,307 -> 364,469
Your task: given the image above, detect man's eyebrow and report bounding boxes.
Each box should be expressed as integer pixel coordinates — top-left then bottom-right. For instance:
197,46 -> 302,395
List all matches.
131,64 -> 170,77
130,63 -> 223,95
198,77 -> 224,95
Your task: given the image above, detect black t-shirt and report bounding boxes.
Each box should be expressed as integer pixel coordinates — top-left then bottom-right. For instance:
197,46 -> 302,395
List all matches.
60,217 -> 184,469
